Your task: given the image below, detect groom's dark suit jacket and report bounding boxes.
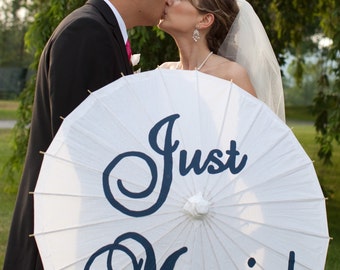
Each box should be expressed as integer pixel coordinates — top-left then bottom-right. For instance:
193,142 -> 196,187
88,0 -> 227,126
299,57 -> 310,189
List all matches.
4,0 -> 133,269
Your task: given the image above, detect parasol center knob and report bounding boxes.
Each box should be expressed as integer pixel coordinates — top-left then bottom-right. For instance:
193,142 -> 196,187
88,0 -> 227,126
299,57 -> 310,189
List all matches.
183,192 -> 211,218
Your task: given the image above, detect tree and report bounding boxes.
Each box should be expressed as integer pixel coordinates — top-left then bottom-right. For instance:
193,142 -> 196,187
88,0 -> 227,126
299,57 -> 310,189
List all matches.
0,0 -> 32,67
284,55 -> 326,106
0,0 -> 33,98
2,0 -> 87,191
313,0 -> 340,164
254,0 -> 340,164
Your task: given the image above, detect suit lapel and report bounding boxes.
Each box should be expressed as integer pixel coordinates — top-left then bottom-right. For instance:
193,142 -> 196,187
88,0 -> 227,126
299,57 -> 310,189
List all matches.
86,0 -> 133,74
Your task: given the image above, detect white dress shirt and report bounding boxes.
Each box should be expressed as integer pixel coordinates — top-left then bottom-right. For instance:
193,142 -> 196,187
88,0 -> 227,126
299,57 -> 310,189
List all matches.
102,0 -> 128,43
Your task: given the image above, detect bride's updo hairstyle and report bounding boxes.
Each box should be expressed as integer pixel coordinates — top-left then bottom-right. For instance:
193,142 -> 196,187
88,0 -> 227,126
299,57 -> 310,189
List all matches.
190,0 -> 239,54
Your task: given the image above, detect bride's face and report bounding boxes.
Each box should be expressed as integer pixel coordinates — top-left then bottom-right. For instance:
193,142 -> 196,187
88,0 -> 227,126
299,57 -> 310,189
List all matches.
158,0 -> 202,37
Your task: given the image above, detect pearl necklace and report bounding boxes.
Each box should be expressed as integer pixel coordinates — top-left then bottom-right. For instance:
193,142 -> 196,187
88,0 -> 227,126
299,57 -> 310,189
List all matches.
196,51 -> 213,71
176,51 -> 213,71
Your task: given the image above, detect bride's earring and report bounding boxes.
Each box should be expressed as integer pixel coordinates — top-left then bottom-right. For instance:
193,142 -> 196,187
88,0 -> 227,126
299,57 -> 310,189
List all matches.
192,28 -> 200,42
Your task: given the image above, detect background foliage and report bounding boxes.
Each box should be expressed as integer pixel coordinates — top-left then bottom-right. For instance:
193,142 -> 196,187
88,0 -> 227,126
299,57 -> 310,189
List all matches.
1,0 -> 340,190
313,0 -> 340,164
0,0 -> 31,67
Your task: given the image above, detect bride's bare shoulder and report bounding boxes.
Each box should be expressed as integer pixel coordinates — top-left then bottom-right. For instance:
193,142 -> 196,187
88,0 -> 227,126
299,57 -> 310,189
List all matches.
158,62 -> 178,69
216,57 -> 256,96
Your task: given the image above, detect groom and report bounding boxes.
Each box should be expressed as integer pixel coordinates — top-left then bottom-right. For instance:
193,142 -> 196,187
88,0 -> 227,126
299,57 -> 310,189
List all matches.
3,0 -> 166,269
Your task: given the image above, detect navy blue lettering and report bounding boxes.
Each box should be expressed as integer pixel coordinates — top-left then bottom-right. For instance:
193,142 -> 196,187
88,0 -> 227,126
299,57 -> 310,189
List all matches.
85,232 -> 187,270
179,141 -> 247,176
225,140 -> 248,174
288,251 -> 295,270
179,150 -> 204,175
103,114 -> 179,217
103,114 -> 247,218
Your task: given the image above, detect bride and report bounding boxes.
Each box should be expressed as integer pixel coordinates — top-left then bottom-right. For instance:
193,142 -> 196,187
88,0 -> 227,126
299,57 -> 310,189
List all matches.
158,0 -> 285,122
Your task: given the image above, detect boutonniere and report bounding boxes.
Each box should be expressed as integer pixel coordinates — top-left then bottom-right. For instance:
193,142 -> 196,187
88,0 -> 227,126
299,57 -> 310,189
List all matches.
131,54 -> 141,73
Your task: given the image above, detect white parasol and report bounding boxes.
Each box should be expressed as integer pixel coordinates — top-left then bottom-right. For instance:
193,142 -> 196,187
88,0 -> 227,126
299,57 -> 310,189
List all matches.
33,69 -> 329,269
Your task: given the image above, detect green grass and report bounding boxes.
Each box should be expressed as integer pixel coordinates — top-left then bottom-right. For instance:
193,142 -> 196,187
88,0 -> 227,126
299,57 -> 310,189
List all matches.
0,129 -> 16,267
0,100 -> 18,120
0,104 -> 339,268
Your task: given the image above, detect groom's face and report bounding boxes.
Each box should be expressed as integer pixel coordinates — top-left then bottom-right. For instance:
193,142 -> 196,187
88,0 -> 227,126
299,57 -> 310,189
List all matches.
158,0 -> 200,35
137,0 -> 167,26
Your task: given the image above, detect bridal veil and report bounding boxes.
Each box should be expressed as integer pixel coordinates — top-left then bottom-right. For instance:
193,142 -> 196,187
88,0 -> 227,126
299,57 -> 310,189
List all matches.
218,0 -> 285,122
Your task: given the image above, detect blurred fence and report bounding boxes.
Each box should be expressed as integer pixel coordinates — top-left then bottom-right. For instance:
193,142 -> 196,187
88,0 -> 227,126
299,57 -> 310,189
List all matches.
0,67 -> 30,99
